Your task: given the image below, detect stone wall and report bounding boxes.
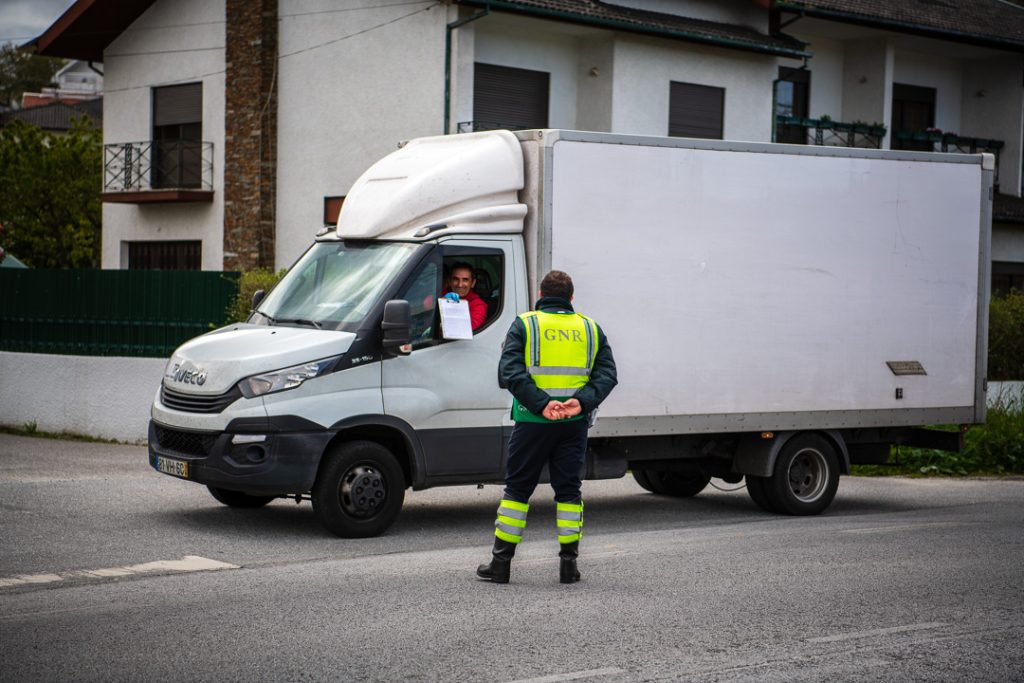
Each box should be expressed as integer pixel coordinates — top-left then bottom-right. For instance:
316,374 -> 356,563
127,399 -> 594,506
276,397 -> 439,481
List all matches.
223,0 -> 278,270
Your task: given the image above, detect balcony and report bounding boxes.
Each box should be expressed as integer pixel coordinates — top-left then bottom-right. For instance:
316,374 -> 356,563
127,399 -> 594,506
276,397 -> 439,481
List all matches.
457,121 -> 531,133
102,140 -> 214,203
775,116 -> 886,149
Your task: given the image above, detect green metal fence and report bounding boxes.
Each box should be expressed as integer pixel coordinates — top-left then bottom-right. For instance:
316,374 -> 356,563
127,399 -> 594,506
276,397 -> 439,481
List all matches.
0,269 -> 240,358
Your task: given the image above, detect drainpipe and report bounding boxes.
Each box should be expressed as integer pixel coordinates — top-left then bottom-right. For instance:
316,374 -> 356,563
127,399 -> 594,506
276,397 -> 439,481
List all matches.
444,5 -> 489,135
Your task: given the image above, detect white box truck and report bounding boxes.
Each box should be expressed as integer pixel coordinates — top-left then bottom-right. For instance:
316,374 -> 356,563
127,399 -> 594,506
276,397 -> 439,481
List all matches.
149,129 -> 992,537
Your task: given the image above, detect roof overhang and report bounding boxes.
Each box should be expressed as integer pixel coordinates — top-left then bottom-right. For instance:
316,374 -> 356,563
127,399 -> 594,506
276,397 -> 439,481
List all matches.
456,0 -> 811,59
775,1 -> 1024,53
30,0 -> 158,62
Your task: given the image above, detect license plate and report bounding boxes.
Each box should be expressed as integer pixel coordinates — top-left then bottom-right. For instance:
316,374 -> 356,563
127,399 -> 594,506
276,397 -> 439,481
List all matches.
156,456 -> 189,479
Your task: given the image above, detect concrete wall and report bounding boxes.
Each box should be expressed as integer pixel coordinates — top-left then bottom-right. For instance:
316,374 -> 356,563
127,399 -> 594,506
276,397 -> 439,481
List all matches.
2,352 -> 1017,443
101,0 -> 226,271
611,36 -> 775,140
274,0 -> 448,269
474,20 -> 582,130
0,352 -> 164,443
962,56 -> 1024,196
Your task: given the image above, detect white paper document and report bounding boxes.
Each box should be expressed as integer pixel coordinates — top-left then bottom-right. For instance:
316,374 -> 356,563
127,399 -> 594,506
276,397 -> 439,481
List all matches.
439,299 -> 473,340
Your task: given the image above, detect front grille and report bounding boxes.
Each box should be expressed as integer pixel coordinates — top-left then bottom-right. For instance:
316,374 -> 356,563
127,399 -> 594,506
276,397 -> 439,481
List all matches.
154,425 -> 218,456
161,384 -> 242,414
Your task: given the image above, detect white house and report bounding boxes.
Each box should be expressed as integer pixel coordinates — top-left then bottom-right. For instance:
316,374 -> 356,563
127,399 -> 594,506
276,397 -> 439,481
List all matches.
33,0 -> 1024,292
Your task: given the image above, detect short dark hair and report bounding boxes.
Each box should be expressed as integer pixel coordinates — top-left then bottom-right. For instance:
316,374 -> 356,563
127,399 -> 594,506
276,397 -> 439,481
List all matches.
450,261 -> 475,279
540,270 -> 573,300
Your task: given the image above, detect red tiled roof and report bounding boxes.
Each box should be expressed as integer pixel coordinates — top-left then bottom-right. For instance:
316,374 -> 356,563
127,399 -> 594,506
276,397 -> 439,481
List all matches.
0,99 -> 102,131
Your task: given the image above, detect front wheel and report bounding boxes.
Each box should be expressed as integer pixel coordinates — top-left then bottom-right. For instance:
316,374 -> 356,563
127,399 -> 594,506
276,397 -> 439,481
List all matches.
632,469 -> 711,497
312,440 -> 406,538
207,486 -> 276,508
763,434 -> 840,515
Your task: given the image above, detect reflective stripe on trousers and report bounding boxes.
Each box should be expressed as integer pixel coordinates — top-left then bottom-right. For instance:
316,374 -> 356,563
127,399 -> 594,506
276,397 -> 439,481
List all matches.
556,500 -> 583,544
495,499 -> 529,544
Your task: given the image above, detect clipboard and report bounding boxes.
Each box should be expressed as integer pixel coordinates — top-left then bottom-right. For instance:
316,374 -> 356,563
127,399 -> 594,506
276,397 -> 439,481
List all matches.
439,298 -> 473,339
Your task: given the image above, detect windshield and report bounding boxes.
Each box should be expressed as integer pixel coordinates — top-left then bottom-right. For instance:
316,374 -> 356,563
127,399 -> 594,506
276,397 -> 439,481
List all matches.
254,241 -> 421,331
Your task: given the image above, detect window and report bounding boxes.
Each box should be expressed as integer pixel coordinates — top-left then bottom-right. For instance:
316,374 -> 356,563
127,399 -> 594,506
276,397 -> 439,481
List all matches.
127,241 -> 201,270
669,81 -> 724,139
891,84 -> 936,152
395,246 -> 505,347
324,196 -> 345,226
152,83 -> 203,188
397,256 -> 442,347
993,261 -> 1024,296
442,251 -> 503,327
473,63 -> 549,130
775,67 -> 810,144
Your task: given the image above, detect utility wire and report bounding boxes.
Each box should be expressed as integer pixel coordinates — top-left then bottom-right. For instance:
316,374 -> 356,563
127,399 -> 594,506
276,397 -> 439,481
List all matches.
2,1 -> 433,45
100,3 -> 436,95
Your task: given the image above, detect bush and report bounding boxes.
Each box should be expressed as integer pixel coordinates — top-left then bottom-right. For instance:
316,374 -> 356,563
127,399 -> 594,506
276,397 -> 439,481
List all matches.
224,268 -> 286,323
0,119 -> 101,268
856,388 -> 1024,476
988,290 -> 1024,381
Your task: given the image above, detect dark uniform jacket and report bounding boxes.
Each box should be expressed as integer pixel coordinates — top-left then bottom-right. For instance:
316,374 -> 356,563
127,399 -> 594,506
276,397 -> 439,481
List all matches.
498,296 -> 618,418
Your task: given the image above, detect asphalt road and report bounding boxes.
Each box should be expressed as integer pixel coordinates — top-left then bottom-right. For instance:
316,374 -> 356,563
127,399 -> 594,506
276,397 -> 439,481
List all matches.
1,433 -> 1022,682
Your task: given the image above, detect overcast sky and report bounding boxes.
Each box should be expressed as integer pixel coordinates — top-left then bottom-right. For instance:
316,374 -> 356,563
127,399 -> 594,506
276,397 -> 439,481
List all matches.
0,0 -> 76,47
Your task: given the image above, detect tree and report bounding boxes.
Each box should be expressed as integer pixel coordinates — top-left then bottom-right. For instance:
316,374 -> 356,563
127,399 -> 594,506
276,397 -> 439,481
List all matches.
0,119 -> 102,268
0,44 -> 64,109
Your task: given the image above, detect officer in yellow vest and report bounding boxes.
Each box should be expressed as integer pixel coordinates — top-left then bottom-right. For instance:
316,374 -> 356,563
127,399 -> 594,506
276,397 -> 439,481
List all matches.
477,270 -> 618,584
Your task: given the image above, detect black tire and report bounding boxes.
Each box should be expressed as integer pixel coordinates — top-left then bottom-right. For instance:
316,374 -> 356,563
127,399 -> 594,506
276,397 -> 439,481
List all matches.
632,469 -> 711,498
631,469 -> 658,493
207,486 -> 276,508
312,440 -> 406,538
744,475 -> 779,513
763,434 -> 840,515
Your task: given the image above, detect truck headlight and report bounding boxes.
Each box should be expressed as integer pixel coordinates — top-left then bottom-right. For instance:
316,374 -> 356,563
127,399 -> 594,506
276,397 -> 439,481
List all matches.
239,356 -> 340,398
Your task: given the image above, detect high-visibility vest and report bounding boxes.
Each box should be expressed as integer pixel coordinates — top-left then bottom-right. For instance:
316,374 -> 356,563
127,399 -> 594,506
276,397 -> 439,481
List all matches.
512,310 -> 598,423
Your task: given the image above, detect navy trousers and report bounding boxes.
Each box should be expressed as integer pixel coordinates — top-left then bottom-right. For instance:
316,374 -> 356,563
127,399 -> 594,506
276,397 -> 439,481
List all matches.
503,418 -> 588,504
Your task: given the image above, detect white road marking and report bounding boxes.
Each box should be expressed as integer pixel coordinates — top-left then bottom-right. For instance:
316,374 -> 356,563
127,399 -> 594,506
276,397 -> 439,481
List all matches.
506,667 -> 624,683
807,622 -> 949,643
841,522 -> 962,535
0,555 -> 239,589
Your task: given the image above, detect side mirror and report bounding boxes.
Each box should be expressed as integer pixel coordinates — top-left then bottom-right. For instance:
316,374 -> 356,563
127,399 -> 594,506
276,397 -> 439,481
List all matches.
382,299 -> 412,355
251,289 -> 266,311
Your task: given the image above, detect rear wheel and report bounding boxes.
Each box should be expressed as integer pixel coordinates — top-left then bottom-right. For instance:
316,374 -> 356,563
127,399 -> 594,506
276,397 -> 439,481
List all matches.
631,469 -> 657,493
763,434 -> 840,515
312,440 -> 405,538
207,486 -> 276,508
632,469 -> 711,497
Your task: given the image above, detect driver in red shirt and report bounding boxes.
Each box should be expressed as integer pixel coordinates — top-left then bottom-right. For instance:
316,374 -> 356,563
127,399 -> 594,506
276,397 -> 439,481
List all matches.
443,262 -> 488,331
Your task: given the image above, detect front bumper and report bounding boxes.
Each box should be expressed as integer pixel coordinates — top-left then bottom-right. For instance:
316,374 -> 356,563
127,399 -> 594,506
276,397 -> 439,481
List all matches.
147,419 -> 333,495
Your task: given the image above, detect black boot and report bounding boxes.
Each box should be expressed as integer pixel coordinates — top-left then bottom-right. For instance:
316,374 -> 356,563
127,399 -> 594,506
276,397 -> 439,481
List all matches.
476,538 -> 517,583
559,541 -> 581,584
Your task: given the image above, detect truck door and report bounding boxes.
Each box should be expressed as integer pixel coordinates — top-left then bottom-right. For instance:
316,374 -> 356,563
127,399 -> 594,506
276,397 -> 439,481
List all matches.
382,238 -> 517,481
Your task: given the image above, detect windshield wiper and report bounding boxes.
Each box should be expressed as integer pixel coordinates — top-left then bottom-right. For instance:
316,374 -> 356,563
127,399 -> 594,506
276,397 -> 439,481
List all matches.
273,317 -> 322,329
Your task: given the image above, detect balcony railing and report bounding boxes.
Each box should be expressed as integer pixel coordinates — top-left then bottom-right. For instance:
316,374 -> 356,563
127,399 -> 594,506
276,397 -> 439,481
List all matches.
457,121 -> 532,133
103,140 -> 214,203
892,130 -> 1004,156
775,116 -> 886,149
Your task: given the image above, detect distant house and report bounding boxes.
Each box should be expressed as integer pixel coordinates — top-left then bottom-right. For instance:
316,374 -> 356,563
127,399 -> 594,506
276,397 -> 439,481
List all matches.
30,0 -> 1024,291
0,97 -> 102,133
21,59 -> 104,108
